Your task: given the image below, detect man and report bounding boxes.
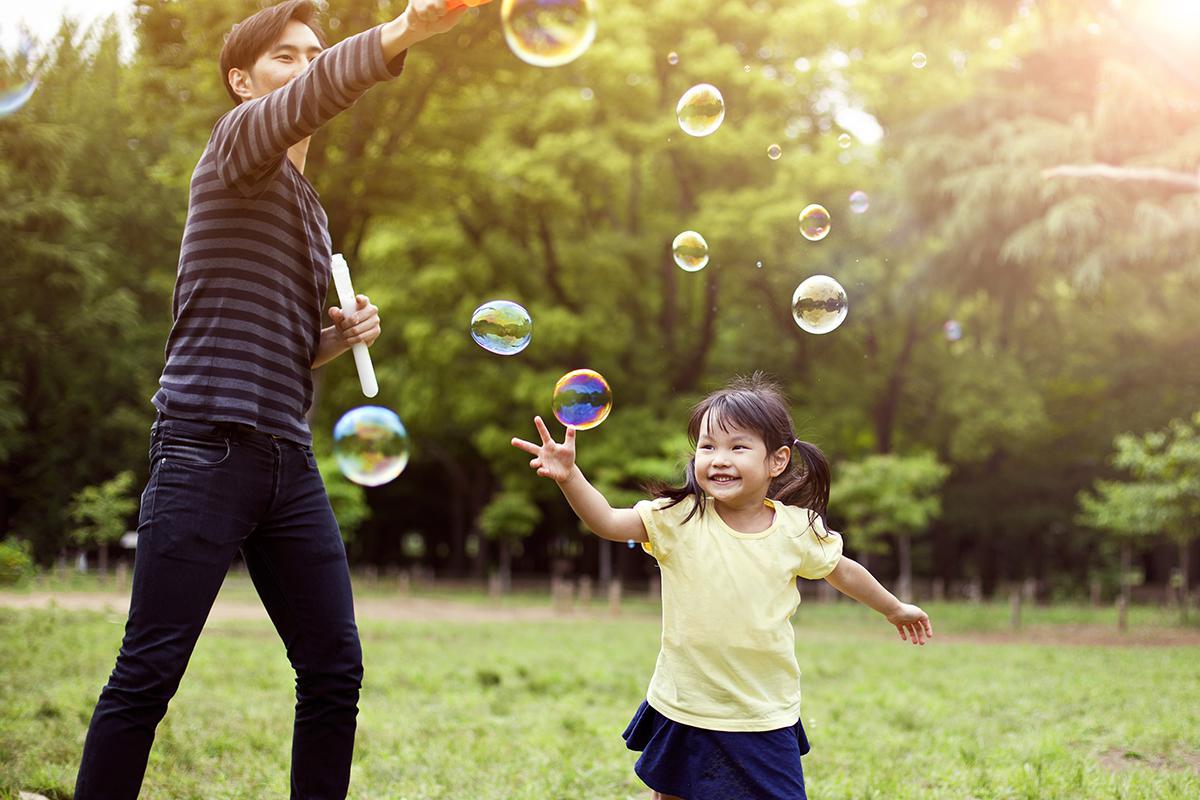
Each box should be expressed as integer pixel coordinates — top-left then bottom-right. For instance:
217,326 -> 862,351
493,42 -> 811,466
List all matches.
74,2 -> 464,797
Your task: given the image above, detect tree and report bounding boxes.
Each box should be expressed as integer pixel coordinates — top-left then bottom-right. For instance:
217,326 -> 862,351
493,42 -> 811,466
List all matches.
1077,481 -> 1169,630
833,452 -> 949,601
478,489 -> 542,592
1081,413 -> 1200,623
67,470 -> 138,573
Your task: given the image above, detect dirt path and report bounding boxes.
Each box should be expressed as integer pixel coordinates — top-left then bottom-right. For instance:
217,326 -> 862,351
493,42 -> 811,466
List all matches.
4,591 -> 1200,646
0,590 -> 630,624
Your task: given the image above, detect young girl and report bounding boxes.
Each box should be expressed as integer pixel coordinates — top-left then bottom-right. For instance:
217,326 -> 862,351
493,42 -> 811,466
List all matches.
511,373 -> 932,800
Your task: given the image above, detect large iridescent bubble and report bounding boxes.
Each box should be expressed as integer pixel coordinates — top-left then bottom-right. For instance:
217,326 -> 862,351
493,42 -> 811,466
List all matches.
333,406 -> 410,487
470,300 -> 533,355
501,0 -> 597,68
798,204 -> 832,241
552,369 -> 612,430
676,83 -> 725,137
672,230 -> 709,272
792,275 -> 849,335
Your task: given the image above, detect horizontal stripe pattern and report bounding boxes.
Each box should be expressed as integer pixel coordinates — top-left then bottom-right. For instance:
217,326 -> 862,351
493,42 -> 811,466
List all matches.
152,26 -> 407,445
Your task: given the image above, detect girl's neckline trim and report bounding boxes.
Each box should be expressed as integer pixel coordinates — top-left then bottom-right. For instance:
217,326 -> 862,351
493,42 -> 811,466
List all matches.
708,497 -> 781,539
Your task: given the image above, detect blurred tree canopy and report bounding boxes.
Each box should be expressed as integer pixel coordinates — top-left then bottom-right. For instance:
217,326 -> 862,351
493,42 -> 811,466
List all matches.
1,0 -> 1198,596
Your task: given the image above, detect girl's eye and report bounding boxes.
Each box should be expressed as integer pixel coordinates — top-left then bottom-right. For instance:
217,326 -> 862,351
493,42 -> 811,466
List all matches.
698,444 -> 713,451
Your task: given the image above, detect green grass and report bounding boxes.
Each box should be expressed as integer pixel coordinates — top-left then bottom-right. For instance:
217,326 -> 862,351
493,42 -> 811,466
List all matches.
1,581 -> 1199,799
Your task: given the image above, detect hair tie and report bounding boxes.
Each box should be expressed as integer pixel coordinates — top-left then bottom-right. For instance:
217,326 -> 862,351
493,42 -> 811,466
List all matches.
792,438 -> 801,449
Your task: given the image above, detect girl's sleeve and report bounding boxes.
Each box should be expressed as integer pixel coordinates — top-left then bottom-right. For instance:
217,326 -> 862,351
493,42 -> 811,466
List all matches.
794,510 -> 843,580
212,25 -> 407,197
633,497 -> 688,562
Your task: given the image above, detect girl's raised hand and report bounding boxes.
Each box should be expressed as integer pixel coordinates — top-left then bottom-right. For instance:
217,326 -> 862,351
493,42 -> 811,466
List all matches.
511,416 -> 577,483
885,603 -> 933,646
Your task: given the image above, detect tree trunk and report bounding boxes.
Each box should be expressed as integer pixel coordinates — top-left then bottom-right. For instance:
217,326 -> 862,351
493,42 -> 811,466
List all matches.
896,534 -> 912,602
1118,541 -> 1131,632
498,538 -> 512,594
599,539 -> 613,589
98,542 -> 109,575
1179,538 -> 1191,623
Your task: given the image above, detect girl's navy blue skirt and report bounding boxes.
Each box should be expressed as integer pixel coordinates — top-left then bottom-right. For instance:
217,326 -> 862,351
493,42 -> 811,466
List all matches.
622,700 -> 810,800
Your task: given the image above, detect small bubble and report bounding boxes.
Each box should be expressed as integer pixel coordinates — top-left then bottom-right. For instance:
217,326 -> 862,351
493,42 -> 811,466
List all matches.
838,133 -> 852,148
667,51 -> 679,65
767,143 -> 782,160
580,87 -> 594,100
798,204 -> 832,241
912,52 -> 928,69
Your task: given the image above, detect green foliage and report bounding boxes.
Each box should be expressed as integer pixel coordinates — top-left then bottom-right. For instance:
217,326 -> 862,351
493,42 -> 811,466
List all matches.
67,470 -> 138,549
1079,411 -> 1200,544
479,490 -> 542,541
317,455 -> 372,543
0,538 -> 35,586
3,0 -> 1199,588
834,452 -> 950,553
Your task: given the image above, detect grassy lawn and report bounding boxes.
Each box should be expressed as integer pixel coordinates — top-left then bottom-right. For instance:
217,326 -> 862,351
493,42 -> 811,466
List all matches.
1,577 -> 1198,799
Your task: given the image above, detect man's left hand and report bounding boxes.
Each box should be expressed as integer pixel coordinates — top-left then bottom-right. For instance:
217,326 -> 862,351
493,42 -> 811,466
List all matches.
329,295 -> 381,348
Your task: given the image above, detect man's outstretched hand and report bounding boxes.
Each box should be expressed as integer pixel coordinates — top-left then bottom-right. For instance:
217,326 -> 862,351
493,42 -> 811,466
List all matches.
403,0 -> 468,38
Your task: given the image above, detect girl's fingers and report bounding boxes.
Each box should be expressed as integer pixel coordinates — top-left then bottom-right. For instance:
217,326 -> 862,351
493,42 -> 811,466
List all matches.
533,415 -> 553,445
530,458 -> 541,469
511,437 -> 541,456
898,625 -> 907,642
565,426 -> 576,446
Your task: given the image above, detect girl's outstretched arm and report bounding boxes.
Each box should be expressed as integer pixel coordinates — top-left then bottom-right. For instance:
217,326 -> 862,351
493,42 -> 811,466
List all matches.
511,416 -> 648,543
823,557 -> 933,645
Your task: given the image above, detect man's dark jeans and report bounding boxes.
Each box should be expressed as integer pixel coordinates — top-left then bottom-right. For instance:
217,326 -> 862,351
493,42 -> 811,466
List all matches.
74,416 -> 363,800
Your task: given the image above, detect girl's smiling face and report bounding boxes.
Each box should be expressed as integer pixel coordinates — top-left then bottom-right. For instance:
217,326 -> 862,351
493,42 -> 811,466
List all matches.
694,410 -> 791,506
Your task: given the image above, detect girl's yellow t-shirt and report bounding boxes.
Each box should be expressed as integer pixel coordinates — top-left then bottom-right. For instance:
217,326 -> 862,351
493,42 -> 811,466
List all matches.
634,495 -> 843,732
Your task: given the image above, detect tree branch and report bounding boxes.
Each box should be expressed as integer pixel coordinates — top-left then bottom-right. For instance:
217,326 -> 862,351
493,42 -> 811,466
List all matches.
1042,164 -> 1200,191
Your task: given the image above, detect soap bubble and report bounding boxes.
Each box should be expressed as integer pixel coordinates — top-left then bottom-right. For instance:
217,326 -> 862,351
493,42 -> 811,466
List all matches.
849,191 -> 870,214
676,83 -> 725,137
798,204 -> 831,241
470,300 -> 533,355
0,34 -> 39,118
792,275 -> 848,334
755,259 -> 764,269
767,143 -> 782,160
627,539 -> 637,549
912,52 -> 928,69
667,51 -> 679,65
944,320 -> 963,342
672,230 -> 709,272
501,0 -> 597,68
552,369 -> 612,430
838,133 -> 853,148
333,406 -> 410,487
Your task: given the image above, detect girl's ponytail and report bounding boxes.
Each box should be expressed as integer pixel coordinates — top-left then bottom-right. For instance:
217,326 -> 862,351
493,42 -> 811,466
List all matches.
773,437 -> 831,534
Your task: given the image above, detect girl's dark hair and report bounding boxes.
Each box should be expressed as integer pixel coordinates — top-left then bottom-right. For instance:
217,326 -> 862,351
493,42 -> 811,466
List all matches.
647,372 -> 832,532
220,0 -> 327,105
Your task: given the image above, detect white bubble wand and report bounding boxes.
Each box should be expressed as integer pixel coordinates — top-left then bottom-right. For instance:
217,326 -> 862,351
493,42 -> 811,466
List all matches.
330,253 -> 379,398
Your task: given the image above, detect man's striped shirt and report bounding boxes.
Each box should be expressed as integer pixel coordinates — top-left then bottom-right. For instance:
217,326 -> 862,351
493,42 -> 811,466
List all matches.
151,25 -> 406,445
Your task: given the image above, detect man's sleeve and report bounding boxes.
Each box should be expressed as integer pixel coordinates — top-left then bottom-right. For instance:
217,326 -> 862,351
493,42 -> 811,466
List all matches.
212,25 -> 408,197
